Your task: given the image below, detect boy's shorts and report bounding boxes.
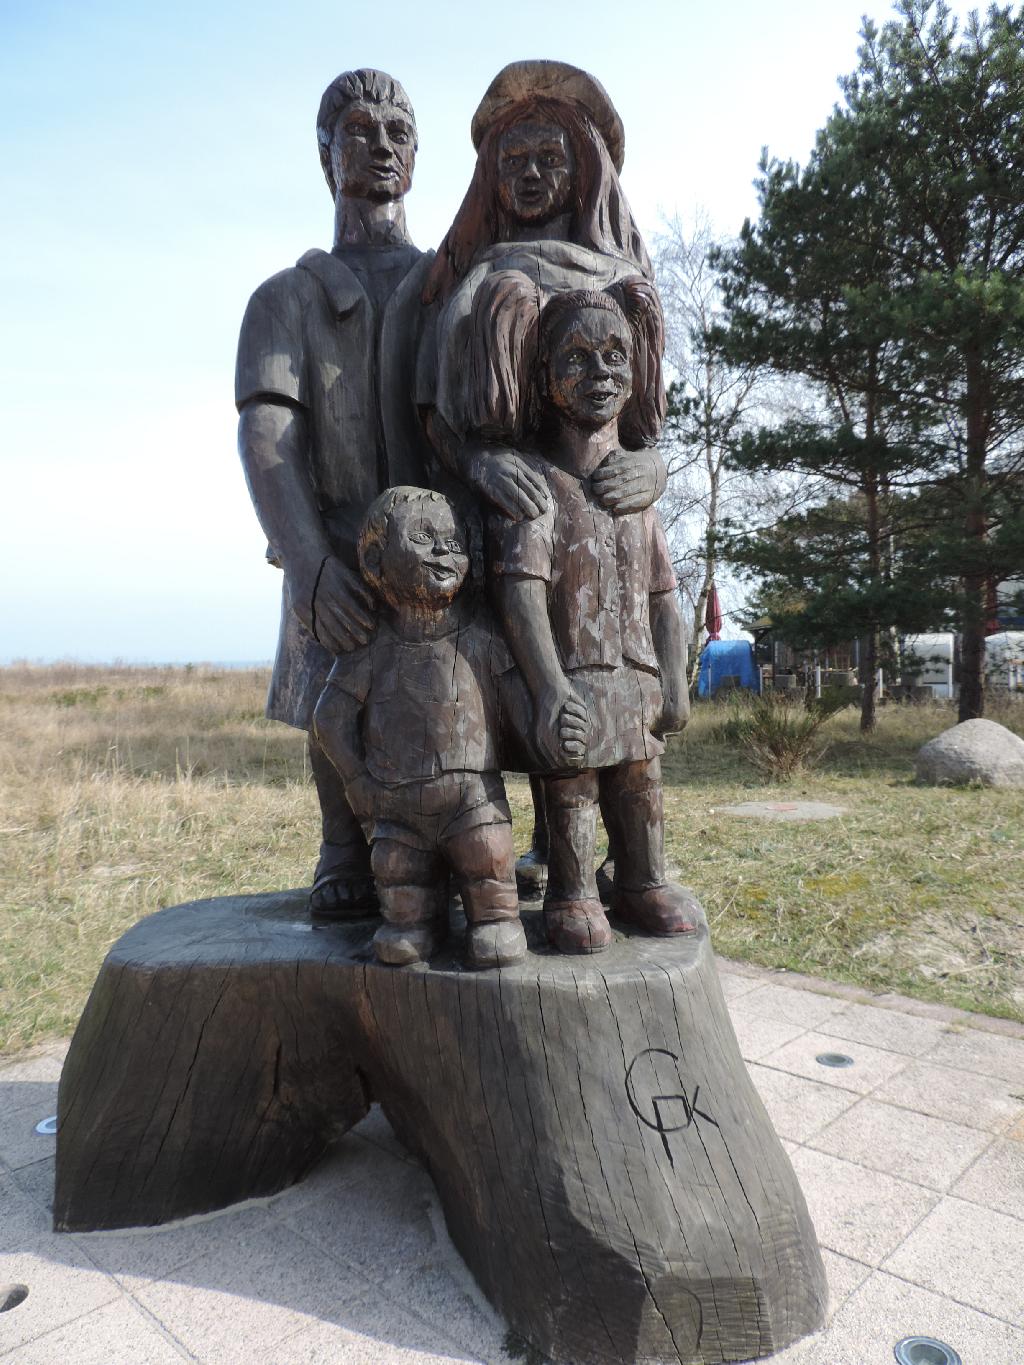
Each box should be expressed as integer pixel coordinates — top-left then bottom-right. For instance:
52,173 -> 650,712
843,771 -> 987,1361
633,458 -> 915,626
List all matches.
368,770 -> 511,853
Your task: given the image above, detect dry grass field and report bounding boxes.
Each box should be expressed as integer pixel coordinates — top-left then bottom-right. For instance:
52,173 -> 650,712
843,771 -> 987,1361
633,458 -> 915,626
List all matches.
2,662 -> 1023,1055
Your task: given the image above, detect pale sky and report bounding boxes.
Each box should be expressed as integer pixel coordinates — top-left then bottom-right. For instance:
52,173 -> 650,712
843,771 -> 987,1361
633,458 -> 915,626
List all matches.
0,0 -> 981,662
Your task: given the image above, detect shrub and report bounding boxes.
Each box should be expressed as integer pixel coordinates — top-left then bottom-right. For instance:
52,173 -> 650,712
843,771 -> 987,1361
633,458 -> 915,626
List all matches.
722,691 -> 848,780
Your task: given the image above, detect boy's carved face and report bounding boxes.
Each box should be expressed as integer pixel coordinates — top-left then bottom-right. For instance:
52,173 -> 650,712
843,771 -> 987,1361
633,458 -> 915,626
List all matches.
544,306 -> 632,429
376,500 -> 469,607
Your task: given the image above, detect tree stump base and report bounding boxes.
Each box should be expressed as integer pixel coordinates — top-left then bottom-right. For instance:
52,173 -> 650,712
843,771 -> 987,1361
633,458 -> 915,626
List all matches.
55,892 -> 826,1364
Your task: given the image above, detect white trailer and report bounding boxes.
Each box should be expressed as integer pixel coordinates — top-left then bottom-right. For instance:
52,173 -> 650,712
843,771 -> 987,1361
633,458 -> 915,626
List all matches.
901,633 -> 956,699
985,631 -> 1024,692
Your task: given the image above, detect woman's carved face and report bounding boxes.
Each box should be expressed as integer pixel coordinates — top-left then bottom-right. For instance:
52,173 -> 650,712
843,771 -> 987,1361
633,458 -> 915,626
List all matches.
495,121 -> 575,225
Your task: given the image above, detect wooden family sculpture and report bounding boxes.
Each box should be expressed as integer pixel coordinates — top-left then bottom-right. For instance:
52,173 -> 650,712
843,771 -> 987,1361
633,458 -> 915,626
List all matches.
53,61 -> 828,1365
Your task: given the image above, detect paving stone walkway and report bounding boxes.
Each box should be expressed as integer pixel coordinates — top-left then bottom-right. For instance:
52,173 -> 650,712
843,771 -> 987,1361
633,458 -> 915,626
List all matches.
2,959 -> 1022,1364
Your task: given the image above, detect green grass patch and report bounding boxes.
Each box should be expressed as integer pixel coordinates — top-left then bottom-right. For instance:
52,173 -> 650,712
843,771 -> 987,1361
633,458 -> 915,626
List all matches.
1,665 -> 1022,1054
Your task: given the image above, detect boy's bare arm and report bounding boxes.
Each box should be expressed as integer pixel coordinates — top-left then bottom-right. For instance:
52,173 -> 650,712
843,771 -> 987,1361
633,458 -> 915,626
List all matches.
311,687 -> 378,820
650,589 -> 690,735
493,576 -> 590,768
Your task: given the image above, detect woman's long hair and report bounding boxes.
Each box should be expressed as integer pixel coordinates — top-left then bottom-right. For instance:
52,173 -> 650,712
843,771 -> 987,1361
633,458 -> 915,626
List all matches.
423,97 -> 653,306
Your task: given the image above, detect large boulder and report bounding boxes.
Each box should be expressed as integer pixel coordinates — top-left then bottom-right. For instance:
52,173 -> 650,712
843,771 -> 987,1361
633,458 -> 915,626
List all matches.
916,718 -> 1024,788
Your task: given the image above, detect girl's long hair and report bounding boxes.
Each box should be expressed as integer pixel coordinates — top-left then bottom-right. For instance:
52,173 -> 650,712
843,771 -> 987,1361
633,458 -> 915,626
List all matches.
423,97 -> 652,306
463,275 -> 665,450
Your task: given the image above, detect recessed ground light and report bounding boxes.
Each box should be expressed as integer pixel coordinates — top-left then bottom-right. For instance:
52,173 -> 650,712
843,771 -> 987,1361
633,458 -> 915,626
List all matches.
34,1115 -> 57,1136
894,1337 -> 962,1365
0,1284 -> 28,1313
815,1052 -> 854,1068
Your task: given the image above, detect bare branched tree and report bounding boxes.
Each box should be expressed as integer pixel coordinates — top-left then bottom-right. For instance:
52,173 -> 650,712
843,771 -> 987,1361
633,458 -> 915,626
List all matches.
654,213 -> 812,684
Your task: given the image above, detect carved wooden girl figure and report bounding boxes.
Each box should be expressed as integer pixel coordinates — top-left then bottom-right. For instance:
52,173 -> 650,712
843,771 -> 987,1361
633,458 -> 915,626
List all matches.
484,282 -> 695,953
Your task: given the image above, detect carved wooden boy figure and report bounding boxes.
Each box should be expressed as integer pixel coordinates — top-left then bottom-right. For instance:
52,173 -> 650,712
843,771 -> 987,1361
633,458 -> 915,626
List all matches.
488,285 -> 695,953
313,488 -> 528,970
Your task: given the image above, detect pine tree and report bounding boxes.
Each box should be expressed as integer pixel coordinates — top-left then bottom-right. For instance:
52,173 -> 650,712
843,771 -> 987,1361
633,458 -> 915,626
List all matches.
715,0 -> 1024,723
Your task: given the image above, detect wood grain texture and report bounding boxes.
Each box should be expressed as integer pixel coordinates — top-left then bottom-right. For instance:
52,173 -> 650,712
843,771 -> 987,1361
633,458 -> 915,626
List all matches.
55,892 -> 826,1363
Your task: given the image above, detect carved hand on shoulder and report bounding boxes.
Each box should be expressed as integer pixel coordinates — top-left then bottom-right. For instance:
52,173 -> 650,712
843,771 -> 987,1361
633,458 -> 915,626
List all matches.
591,448 -> 666,515
461,445 -> 551,522
295,556 -> 376,654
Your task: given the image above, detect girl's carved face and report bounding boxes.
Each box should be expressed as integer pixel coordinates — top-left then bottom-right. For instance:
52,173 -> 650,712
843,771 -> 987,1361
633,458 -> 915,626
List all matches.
496,121 -> 575,225
544,307 -> 633,429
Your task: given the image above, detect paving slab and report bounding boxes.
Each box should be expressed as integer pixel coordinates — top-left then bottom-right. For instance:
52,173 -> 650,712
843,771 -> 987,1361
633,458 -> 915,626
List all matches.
737,981 -> 850,1030
759,1029 -> 911,1095
806,1096 -> 993,1191
76,1206 -> 281,1289
817,999 -> 949,1057
267,1306 -> 495,1364
5,1295 -> 191,1364
0,1172 -> 51,1253
10,1157 -> 55,1213
129,1223 -> 380,1364
748,1064 -> 859,1143
883,1196 -> 1024,1326
0,1236 -> 122,1354
768,1270 -> 1024,1365
872,1057 -> 1024,1132
787,1147 -> 939,1266
819,1249 -> 872,1320
950,1136 -> 1024,1217
0,1102 -> 58,1173
712,800 -> 847,821
726,1006 -> 808,1062
274,1147 -> 439,1279
714,968 -> 763,1003
924,1025 -> 1024,1087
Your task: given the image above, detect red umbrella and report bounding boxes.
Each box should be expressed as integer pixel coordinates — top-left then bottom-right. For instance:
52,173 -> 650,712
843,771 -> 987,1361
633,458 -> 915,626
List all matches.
705,583 -> 723,641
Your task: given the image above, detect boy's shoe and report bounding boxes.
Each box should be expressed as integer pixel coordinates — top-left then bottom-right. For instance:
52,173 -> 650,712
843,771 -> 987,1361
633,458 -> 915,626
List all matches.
611,883 -> 699,936
465,920 -> 528,969
544,898 -> 613,954
373,922 -> 445,965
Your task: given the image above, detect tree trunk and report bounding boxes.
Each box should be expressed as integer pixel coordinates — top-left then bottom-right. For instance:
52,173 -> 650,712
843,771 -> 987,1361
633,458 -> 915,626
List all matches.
860,457 -> 881,733
959,357 -> 989,722
860,628 -> 879,732
689,436 -> 722,690
55,891 -> 827,1365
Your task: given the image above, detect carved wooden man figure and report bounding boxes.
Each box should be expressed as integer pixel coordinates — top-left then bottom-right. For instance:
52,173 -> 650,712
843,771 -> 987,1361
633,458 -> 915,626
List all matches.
313,488 -> 529,970
235,69 -> 433,918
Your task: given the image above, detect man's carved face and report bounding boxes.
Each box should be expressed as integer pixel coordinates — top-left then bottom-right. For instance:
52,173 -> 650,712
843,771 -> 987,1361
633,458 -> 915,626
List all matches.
377,501 -> 469,607
545,306 -> 632,429
330,100 -> 416,202
496,121 -> 575,225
